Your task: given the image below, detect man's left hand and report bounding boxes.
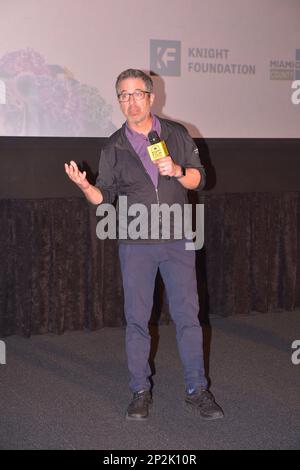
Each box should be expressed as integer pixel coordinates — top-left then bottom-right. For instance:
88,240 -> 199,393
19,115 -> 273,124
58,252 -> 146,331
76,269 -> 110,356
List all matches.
155,156 -> 179,177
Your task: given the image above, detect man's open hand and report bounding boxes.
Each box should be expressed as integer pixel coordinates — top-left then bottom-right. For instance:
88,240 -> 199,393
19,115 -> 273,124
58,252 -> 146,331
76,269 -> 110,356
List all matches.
64,160 -> 90,190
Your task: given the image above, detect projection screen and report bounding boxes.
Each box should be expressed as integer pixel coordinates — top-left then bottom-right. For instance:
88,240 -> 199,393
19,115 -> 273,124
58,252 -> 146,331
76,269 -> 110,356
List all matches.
0,0 -> 299,138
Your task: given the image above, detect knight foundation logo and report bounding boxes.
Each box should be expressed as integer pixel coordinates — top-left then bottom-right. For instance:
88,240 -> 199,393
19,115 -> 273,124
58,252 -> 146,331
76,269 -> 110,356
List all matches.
150,40 -> 181,76
150,40 -> 255,77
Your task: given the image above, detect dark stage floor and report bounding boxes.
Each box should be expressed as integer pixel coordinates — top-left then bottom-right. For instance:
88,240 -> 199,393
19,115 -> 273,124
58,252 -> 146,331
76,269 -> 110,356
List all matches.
0,310 -> 299,450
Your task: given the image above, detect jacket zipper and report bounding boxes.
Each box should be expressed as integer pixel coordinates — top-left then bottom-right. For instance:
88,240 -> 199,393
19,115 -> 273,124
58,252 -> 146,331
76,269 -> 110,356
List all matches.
130,144 -> 161,206
155,187 -> 162,234
126,141 -> 162,232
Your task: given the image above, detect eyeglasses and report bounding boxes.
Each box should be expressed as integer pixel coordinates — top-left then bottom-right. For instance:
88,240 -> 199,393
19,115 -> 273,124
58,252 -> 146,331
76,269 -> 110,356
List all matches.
118,89 -> 151,102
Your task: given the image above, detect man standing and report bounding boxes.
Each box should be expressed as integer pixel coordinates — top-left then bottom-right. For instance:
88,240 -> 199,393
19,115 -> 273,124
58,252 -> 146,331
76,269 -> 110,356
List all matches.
65,69 -> 223,421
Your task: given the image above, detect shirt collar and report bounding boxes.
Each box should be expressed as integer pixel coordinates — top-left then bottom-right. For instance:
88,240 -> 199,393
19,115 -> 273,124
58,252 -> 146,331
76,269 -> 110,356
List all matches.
125,114 -> 161,140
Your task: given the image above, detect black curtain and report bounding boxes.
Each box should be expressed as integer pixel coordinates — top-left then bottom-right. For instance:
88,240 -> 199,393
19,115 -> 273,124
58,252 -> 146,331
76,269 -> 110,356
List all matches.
1,192 -> 299,337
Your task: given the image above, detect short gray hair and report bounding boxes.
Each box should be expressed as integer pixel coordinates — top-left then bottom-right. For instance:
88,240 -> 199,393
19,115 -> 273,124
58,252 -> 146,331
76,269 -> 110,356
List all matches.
115,69 -> 153,95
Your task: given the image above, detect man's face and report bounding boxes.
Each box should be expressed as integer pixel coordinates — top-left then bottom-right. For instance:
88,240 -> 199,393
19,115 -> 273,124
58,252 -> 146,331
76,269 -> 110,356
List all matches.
117,78 -> 154,126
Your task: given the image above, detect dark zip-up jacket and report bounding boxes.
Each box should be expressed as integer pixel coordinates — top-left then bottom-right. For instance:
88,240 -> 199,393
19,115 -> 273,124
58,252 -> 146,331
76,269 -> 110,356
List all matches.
95,117 -> 206,243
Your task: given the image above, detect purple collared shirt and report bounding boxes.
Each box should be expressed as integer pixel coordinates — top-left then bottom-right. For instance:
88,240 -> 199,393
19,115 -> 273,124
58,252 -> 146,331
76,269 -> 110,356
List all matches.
125,114 -> 161,188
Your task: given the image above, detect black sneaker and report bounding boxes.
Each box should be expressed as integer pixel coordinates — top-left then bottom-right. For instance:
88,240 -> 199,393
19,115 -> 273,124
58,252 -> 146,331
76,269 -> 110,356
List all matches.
185,387 -> 224,420
126,390 -> 152,421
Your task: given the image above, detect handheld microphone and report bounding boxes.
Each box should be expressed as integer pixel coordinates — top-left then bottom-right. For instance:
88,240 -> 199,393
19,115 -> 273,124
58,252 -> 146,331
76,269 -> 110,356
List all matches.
147,131 -> 171,180
147,131 -> 169,161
